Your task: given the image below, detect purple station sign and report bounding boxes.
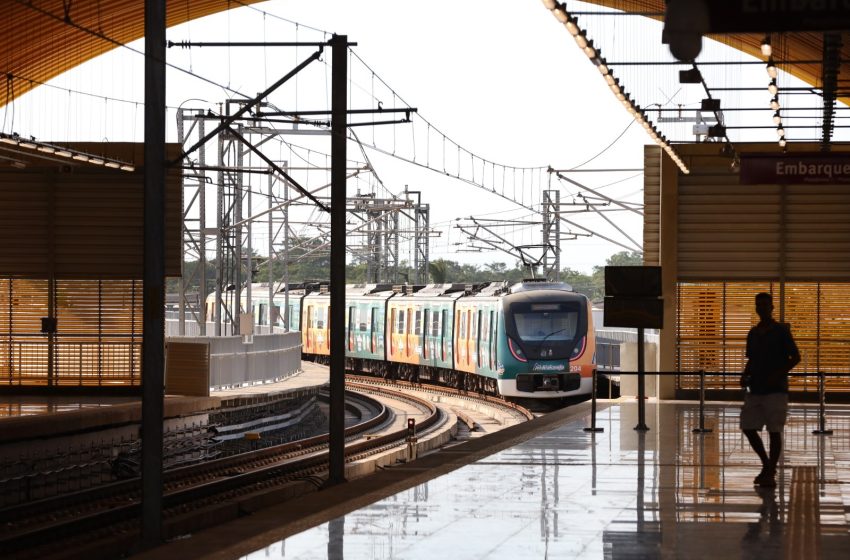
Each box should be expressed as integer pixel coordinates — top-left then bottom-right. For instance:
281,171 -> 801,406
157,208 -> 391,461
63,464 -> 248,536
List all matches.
740,153 -> 850,185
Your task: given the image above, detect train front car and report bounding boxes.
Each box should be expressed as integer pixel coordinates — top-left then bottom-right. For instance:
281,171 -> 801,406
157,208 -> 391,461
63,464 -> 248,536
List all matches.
497,281 -> 593,398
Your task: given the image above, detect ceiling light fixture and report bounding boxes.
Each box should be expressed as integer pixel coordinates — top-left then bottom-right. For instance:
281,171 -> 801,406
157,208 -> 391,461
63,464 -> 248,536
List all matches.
542,3 -> 689,174
773,111 -> 782,125
766,58 -> 777,79
575,32 -> 588,49
0,131 -> 135,171
761,35 -> 772,57
768,79 -> 778,96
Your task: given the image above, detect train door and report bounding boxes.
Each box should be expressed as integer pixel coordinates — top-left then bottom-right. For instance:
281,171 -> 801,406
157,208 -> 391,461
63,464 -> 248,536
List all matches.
393,307 -> 408,357
389,307 -> 397,356
422,309 -> 430,360
479,309 -> 488,368
468,309 -> 476,368
414,308 -> 423,359
489,309 -> 496,369
405,306 -> 413,359
454,309 -> 466,366
370,307 -> 377,354
324,304 -> 331,353
306,304 -> 314,350
441,308 -> 448,362
347,305 -> 355,352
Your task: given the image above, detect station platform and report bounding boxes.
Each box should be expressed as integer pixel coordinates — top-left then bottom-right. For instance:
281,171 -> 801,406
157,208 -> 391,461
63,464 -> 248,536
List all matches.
0,361 -> 327,444
138,398 -> 850,560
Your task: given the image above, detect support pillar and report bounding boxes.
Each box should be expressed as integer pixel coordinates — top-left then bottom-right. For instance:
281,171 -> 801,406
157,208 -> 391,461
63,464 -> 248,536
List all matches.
142,0 -> 166,547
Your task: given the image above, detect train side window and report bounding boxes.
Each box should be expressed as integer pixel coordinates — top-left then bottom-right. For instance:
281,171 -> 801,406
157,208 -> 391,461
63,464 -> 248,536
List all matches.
415,309 -> 422,336
398,309 -> 406,334
258,303 -> 266,326
459,310 -> 466,339
431,309 -> 439,337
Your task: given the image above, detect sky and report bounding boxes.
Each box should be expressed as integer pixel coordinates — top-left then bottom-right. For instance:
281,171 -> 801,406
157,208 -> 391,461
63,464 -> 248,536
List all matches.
4,1 -> 827,275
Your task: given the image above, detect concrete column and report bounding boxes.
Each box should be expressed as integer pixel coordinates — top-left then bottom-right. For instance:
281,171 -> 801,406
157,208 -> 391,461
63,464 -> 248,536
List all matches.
657,148 -> 679,398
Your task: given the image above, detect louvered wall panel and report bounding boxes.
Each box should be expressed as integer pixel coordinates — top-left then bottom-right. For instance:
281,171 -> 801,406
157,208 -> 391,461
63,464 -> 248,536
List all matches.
786,185 -> 850,280
0,279 -> 49,386
677,282 -> 773,390
678,173 -> 781,280
817,284 -> 850,389
643,146 -> 661,265
0,280 -> 8,382
0,144 -> 182,279
784,283 -> 819,390
676,283 -> 723,375
53,182 -> 144,278
678,281 -> 850,392
0,175 -> 49,277
54,280 -> 142,386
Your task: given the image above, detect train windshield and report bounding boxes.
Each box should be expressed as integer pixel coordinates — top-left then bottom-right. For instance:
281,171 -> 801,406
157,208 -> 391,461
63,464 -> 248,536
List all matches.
511,303 -> 579,342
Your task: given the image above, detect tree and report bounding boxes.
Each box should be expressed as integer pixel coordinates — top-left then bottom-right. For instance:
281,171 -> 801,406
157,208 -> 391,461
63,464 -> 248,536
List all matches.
605,250 -> 644,267
429,259 -> 449,283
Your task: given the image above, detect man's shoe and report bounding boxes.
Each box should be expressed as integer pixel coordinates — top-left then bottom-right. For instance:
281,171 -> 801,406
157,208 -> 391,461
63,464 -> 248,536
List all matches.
755,468 -> 776,488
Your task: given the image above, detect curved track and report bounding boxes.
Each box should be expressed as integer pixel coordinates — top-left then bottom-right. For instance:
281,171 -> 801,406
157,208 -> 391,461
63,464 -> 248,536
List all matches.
1,378 -> 534,559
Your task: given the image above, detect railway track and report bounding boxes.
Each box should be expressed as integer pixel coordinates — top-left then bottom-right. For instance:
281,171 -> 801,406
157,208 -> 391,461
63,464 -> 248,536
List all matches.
0,377 -> 532,558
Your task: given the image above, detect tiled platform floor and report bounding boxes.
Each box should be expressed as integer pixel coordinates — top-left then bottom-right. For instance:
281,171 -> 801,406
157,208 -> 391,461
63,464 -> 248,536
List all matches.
240,400 -> 850,559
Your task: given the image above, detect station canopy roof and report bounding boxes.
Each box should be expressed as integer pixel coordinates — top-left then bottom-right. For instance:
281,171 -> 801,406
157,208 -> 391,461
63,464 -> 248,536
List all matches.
1,1 -> 848,171
544,1 -> 850,171
0,0 -> 261,106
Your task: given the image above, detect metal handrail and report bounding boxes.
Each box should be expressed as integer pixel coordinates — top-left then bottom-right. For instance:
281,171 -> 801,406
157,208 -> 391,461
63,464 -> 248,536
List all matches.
587,369 -> 839,436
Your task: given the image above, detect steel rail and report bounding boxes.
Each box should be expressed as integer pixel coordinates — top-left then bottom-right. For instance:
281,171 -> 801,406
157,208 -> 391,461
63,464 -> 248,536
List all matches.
0,388 -> 440,556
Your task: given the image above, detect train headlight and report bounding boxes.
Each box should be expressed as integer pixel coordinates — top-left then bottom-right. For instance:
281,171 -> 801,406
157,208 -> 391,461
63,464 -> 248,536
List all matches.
508,337 -> 527,363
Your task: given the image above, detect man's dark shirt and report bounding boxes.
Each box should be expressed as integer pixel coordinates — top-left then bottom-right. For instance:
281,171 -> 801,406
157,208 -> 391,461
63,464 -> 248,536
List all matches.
745,320 -> 799,395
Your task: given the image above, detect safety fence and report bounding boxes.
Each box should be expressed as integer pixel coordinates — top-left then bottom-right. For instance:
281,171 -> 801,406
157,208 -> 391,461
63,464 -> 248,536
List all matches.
165,332 -> 302,394
586,370 -> 842,437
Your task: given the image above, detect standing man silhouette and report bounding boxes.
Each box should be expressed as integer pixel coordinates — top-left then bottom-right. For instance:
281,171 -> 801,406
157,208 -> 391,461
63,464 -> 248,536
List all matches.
740,292 -> 800,488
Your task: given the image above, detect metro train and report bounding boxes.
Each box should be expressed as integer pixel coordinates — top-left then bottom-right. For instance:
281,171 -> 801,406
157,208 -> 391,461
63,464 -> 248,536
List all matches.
206,280 -> 596,399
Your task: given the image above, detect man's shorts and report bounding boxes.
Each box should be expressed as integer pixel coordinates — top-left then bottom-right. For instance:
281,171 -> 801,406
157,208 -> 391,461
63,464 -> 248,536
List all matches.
740,393 -> 789,432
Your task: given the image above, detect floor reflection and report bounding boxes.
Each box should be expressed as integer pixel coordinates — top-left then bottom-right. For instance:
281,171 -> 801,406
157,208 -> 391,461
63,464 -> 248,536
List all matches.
242,401 -> 850,559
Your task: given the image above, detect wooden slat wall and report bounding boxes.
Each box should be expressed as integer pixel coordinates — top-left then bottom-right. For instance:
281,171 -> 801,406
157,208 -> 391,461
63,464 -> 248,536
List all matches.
678,172 -> 782,280
676,143 -> 850,281
786,184 -> 850,279
663,144 -> 850,391
0,143 -> 182,278
643,145 -> 661,265
678,281 -> 850,391
0,179 -> 49,277
165,341 -> 210,397
0,279 -> 49,385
